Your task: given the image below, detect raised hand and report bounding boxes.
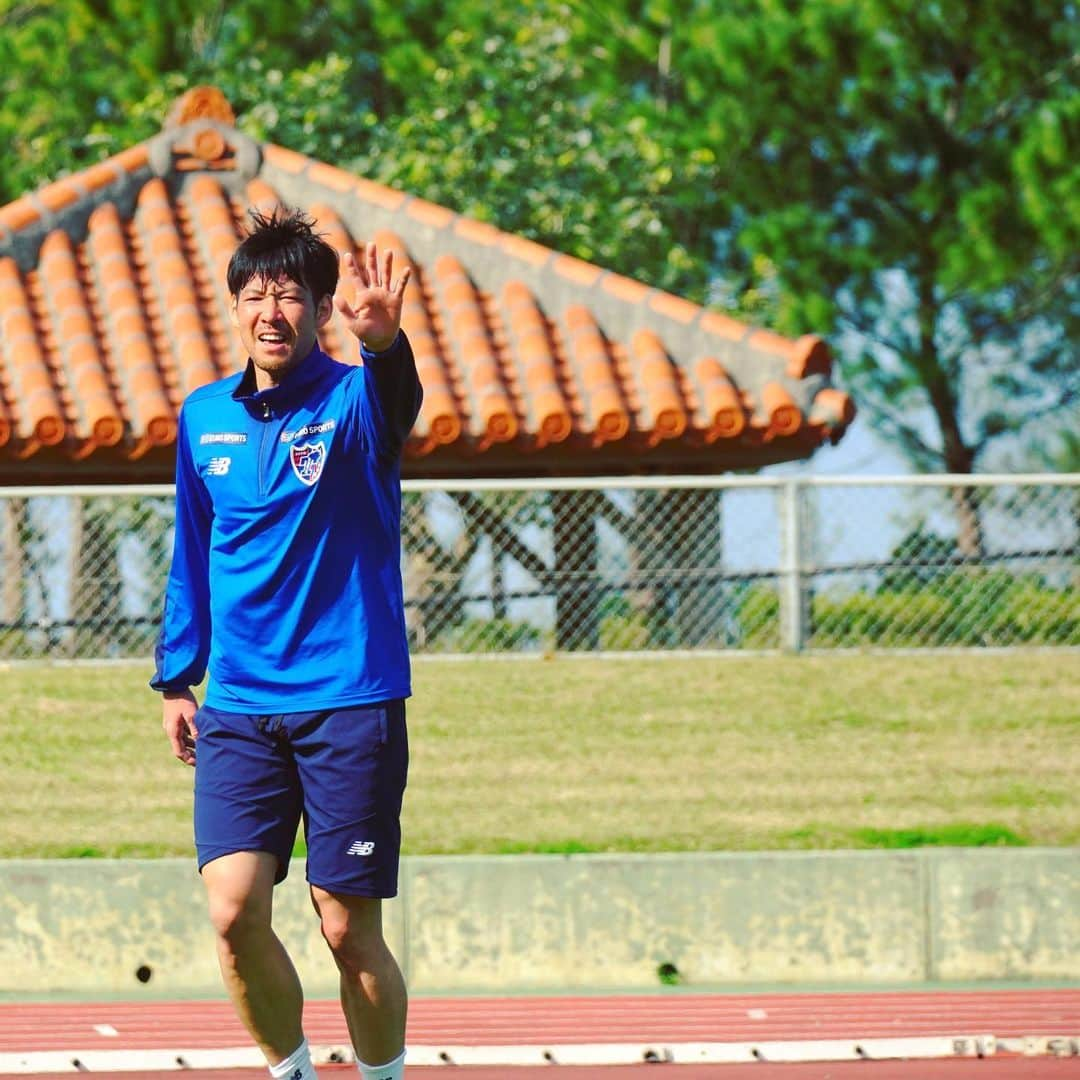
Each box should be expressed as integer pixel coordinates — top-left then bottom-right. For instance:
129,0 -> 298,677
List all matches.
335,242 -> 411,353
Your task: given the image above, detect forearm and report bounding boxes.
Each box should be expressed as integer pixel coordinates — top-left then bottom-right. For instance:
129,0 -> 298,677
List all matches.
151,411 -> 213,693
150,589 -> 210,691
361,330 -> 423,450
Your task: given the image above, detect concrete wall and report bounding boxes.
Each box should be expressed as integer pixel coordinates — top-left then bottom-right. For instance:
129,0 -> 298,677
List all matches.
2,850 -> 1077,995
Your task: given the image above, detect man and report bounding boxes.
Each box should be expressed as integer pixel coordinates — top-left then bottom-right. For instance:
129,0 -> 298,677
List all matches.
151,207 -> 421,1080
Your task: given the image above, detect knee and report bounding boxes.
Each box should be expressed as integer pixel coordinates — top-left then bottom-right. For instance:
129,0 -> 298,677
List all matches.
319,909 -> 385,973
207,891 -> 271,947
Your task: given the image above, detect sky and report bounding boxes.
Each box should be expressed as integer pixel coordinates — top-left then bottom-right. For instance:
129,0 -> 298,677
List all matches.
769,405 -> 910,479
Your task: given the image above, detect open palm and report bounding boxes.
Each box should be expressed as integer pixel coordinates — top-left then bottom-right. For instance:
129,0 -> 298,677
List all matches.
335,242 -> 411,352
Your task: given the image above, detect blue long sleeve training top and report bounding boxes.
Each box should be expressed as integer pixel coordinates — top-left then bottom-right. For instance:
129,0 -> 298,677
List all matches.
151,332 -> 422,712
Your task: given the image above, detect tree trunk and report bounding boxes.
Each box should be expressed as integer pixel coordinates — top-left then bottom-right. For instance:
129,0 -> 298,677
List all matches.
73,499 -> 125,658
1,497 -> 24,632
669,489 -> 724,646
917,293 -> 985,559
552,490 -> 597,650
4,497 -> 52,656
491,538 -> 507,621
935,397 -> 984,558
949,484 -> 985,560
67,497 -> 85,657
629,489 -> 724,647
402,494 -> 476,649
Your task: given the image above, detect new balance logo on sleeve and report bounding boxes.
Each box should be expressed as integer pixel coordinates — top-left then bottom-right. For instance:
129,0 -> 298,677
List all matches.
347,840 -> 375,856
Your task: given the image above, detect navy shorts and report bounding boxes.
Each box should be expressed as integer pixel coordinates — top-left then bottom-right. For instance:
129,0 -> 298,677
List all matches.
193,700 -> 408,897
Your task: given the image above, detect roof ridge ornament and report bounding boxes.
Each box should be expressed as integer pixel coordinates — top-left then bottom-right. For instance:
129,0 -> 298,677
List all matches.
149,86 -> 260,181
165,86 -> 237,129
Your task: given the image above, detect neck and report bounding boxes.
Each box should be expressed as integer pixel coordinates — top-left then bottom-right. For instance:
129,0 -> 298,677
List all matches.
252,344 -> 317,392
253,365 -> 284,392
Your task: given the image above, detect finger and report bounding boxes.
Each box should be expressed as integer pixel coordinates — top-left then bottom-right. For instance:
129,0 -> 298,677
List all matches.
172,735 -> 190,764
351,247 -> 371,289
366,242 -> 380,287
179,727 -> 196,765
394,264 -> 412,297
382,248 -> 393,292
341,251 -> 363,285
167,730 -> 183,759
187,714 -> 199,740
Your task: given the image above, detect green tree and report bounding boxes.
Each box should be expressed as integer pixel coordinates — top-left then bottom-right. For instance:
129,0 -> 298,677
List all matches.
346,5 -> 717,297
0,0 -> 384,203
594,4 -> 1077,451
560,0 -> 1076,550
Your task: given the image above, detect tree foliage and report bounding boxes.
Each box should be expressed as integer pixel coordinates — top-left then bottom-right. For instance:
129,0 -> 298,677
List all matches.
561,0 -> 1079,473
1,0 -> 1076,473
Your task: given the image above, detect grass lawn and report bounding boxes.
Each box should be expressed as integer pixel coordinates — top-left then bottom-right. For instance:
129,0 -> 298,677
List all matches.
1,653 -> 1077,858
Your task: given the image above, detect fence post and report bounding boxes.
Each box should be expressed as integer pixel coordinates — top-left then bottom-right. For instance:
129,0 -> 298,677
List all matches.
779,479 -> 806,652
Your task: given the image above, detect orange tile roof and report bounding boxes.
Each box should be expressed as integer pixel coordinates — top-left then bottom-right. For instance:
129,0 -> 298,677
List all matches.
0,86 -> 854,482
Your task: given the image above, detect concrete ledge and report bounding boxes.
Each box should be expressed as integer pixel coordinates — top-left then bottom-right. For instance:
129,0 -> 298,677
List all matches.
2,850 -> 1077,994
929,848 -> 1080,980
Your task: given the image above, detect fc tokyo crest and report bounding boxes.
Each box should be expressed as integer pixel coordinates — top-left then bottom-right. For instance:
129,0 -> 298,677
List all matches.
290,440 -> 326,486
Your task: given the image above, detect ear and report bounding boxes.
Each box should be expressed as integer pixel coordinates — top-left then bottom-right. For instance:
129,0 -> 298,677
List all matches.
315,293 -> 334,329
228,295 -> 240,328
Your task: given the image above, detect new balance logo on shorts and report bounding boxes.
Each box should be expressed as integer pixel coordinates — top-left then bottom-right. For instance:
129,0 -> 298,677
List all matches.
347,840 -> 375,856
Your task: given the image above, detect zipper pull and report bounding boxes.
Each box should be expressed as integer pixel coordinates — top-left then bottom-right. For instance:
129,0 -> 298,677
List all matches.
261,400 -> 271,420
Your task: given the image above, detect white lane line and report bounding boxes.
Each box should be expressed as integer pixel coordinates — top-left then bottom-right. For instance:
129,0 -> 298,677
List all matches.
0,1033 -> 1058,1072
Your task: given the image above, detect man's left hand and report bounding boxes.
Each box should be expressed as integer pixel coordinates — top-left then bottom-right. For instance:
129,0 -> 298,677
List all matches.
336,242 -> 411,352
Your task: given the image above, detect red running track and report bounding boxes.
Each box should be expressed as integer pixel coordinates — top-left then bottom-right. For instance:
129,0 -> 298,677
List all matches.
1,990 -> 1078,1051
1,991 -> 1077,1078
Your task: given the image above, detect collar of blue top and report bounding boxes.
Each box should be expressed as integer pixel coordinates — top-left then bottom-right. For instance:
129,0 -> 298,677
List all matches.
232,332 -> 400,412
232,344 -> 336,410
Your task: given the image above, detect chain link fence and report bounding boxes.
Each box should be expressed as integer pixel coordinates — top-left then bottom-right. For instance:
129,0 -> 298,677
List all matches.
0,475 -> 1077,661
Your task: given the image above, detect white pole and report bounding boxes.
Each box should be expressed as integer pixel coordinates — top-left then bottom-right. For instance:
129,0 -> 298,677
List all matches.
780,480 -> 805,652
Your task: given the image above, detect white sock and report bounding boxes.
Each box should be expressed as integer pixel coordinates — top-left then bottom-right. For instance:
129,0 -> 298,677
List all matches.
355,1048 -> 405,1080
268,1038 -> 317,1080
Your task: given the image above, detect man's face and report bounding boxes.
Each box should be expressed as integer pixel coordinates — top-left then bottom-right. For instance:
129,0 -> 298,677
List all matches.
229,275 -> 333,385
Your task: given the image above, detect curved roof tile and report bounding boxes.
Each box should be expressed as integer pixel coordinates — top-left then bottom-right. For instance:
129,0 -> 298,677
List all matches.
38,230 -> 124,452
563,305 -> 631,447
86,203 -> 175,457
630,329 -> 689,445
500,279 -> 572,450
0,86 -> 854,480
761,381 -> 803,440
431,254 -> 518,448
693,357 -> 746,442
373,229 -> 461,452
0,257 -> 66,447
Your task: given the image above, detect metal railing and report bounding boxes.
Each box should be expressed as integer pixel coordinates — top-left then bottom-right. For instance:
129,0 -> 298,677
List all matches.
0,474 -> 1076,660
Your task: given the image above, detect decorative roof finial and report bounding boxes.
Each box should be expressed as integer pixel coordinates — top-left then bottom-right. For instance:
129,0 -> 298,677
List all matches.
165,86 -> 236,129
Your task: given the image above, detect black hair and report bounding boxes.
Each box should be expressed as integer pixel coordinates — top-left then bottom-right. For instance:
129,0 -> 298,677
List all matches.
226,207 -> 339,301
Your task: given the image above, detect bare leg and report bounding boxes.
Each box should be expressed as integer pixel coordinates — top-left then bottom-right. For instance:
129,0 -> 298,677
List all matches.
203,851 -> 304,1064
310,888 -> 407,1067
